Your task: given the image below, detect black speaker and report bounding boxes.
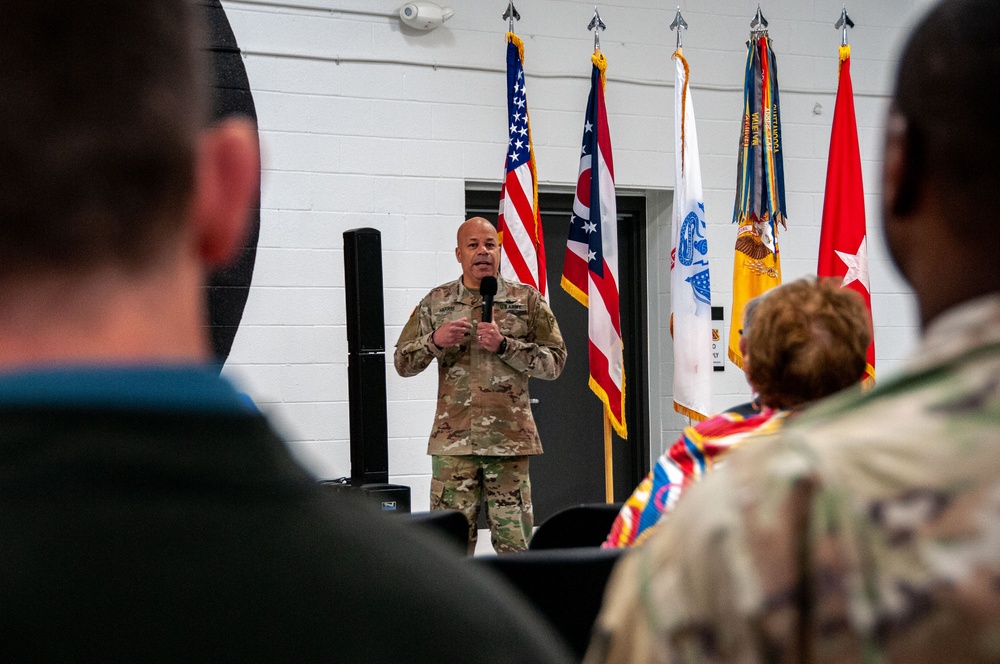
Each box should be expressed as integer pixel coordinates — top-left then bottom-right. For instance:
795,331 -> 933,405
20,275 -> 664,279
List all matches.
343,228 -> 386,354
358,483 -> 411,513
344,228 -> 390,486
318,480 -> 411,514
347,352 -> 389,485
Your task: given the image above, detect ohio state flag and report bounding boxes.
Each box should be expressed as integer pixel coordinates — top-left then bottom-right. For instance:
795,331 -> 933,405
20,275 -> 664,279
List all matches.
561,49 -> 626,438
818,44 -> 875,383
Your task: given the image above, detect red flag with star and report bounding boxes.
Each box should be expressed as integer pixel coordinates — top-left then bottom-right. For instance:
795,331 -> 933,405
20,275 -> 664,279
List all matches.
819,44 -> 875,384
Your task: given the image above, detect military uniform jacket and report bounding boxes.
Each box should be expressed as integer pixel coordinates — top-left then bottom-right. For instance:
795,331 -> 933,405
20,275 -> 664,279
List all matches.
586,293 -> 1000,664
394,276 -> 566,457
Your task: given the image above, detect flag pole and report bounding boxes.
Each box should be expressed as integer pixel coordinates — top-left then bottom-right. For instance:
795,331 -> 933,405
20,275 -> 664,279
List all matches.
729,3 -> 785,368
502,1 -> 519,33
669,6 -> 688,51
499,1 -> 549,297
751,4 -> 768,36
589,6 -> 613,504
588,7 -> 606,52
820,6 -> 875,384
603,413 -> 613,502
836,6 -> 854,46
669,9 -> 714,421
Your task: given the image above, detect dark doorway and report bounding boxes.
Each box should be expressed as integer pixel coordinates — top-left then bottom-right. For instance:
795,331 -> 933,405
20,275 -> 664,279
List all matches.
466,190 -> 649,523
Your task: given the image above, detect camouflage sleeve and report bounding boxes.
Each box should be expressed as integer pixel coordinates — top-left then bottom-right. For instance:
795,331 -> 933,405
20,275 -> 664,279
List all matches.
393,297 -> 444,378
584,464 -> 768,664
499,290 -> 567,380
585,436 -> 810,664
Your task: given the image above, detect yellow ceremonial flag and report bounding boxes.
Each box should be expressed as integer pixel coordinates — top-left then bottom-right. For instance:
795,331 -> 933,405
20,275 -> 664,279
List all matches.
728,217 -> 781,368
728,31 -> 786,367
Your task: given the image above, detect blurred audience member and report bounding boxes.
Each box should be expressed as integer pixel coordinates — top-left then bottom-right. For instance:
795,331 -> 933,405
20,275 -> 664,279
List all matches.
0,2 -> 574,662
586,2 -> 1000,661
605,277 -> 870,547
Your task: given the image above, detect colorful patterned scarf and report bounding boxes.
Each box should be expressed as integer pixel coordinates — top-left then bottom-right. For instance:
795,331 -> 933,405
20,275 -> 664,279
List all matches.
605,407 -> 786,547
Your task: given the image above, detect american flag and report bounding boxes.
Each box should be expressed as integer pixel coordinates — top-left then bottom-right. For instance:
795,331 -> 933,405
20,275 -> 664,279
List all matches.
561,52 -> 626,438
499,34 -> 546,296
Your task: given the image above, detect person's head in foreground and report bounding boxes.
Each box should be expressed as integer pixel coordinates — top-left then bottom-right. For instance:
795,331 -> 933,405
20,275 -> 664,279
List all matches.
0,3 -> 575,663
882,0 -> 1000,328
0,0 -> 259,368
586,1 -> 1000,662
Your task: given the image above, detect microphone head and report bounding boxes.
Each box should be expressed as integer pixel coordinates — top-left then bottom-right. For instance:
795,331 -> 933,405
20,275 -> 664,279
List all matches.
479,276 -> 498,297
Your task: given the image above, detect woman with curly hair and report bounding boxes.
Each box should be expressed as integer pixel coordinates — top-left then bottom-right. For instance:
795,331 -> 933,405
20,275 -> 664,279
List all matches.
606,277 -> 870,547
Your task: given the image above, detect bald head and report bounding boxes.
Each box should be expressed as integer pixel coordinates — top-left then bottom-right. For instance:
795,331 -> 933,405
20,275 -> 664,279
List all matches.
889,0 -> 1000,225
882,0 -> 1000,326
455,217 -> 500,290
457,217 -> 495,245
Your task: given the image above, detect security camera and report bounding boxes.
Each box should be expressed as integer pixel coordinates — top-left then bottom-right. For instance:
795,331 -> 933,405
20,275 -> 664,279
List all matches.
398,2 -> 454,31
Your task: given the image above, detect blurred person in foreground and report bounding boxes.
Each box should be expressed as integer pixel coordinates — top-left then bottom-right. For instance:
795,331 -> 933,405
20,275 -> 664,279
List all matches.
605,277 -> 870,547
585,1 -> 1000,662
0,3 -> 575,662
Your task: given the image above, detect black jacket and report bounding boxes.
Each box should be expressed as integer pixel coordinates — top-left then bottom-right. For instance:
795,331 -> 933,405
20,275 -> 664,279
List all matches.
0,405 -> 573,663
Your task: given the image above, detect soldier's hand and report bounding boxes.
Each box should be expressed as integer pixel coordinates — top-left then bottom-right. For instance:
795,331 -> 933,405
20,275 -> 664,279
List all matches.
432,318 -> 473,348
476,320 -> 503,353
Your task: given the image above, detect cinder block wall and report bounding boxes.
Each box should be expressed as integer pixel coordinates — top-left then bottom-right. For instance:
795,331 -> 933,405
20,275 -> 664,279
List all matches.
220,0 -> 935,509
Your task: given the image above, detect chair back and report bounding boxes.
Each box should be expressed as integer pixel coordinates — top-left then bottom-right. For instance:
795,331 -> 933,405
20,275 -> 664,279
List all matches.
529,502 -> 623,550
472,547 -> 624,660
406,510 -> 469,555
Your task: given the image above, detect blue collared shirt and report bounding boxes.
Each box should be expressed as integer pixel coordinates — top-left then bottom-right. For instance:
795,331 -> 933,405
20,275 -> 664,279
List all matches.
0,365 -> 257,413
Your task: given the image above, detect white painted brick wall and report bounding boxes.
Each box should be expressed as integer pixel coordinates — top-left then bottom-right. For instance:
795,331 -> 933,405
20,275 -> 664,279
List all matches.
221,0 -> 938,506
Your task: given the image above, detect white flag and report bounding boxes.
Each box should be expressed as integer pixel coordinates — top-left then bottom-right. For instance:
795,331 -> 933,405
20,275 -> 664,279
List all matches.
670,50 -> 713,421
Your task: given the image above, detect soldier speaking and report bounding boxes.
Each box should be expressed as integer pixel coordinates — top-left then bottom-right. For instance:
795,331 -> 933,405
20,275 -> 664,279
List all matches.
394,217 -> 566,553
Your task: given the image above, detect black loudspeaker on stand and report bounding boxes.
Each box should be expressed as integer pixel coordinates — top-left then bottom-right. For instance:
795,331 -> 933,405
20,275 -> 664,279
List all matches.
340,228 -> 411,512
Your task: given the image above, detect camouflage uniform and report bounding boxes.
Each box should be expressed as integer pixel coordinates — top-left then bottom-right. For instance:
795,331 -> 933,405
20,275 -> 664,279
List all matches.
395,276 -> 566,553
586,294 -> 1000,664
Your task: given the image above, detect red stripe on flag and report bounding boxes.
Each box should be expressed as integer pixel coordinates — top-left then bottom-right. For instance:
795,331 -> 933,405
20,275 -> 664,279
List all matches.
505,170 -> 534,220
504,171 -> 538,244
588,339 -> 624,425
591,262 -> 621,337
499,209 -> 533,288
562,246 -> 589,302
595,81 -> 615,181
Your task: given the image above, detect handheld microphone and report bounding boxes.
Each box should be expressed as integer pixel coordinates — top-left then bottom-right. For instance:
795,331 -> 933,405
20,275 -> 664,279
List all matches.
480,276 -> 498,323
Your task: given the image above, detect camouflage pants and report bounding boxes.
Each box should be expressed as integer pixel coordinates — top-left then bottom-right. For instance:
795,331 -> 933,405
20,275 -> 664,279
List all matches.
430,454 -> 533,554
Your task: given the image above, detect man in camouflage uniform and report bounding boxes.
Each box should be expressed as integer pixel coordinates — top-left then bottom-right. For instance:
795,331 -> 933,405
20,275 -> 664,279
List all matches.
395,217 -> 566,553
585,2 -> 1000,662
